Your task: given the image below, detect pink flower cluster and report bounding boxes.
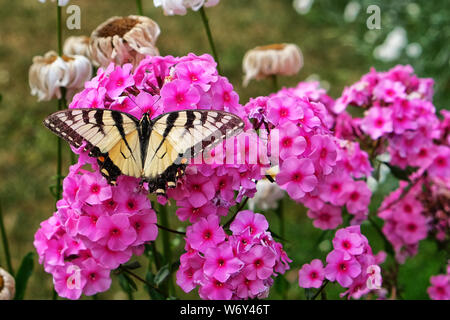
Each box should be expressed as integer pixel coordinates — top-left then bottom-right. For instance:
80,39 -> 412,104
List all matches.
427,261 -> 450,300
34,160 -> 157,299
299,225 -> 384,299
176,210 -> 291,300
244,83 -> 373,230
333,65 -> 445,173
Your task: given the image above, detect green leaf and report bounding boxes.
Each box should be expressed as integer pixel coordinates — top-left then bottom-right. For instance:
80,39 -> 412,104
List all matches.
122,261 -> 141,270
118,273 -> 137,295
14,252 -> 34,300
384,163 -> 416,182
154,264 -> 170,286
145,271 -> 165,300
273,274 -> 289,296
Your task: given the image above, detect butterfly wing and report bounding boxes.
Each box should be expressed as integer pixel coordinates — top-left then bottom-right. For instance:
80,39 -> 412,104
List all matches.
43,108 -> 143,183
143,109 -> 244,195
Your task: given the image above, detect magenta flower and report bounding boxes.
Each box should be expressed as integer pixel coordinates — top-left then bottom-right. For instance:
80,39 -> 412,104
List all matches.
81,258 -> 112,296
366,265 -> 382,290
298,259 -> 324,288
94,214 -> 137,251
340,181 -> 371,215
276,157 -> 318,200
185,174 -> 216,208
427,275 -> 450,300
278,122 -> 306,160
129,210 -> 158,244
203,243 -> 244,282
212,77 -> 239,111
360,106 -> 393,139
307,204 -> 342,230
373,79 -> 406,103
318,172 -> 351,206
395,214 -> 428,245
105,64 -> 134,98
161,79 -> 200,111
77,173 -> 112,206
53,264 -> 86,300
176,199 -> 217,223
325,250 -> 362,287
186,215 -> 226,252
199,278 -> 233,300
309,135 -> 337,175
267,96 -> 303,125
428,146 -> 450,180
241,245 -> 276,280
176,60 -> 217,91
89,244 -> 133,270
229,210 -> 269,237
332,228 -> 364,258
231,274 -> 266,299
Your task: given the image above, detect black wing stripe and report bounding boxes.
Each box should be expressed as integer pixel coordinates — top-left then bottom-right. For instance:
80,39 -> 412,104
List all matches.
112,111 -> 135,159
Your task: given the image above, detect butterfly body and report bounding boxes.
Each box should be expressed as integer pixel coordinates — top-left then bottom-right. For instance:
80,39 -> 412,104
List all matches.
44,108 -> 244,195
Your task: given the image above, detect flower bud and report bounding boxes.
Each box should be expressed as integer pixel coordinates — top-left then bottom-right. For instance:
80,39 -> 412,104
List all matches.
90,15 -> 160,68
0,268 -> 15,300
242,43 -> 303,87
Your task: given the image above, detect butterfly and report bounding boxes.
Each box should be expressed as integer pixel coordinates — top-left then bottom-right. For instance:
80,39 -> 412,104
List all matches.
43,108 -> 244,195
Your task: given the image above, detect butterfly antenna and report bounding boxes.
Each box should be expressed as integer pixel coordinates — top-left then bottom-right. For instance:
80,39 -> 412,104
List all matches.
127,94 -> 162,117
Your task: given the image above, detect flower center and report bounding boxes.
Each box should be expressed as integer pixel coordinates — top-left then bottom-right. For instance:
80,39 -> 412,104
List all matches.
97,17 -> 139,38
374,118 -> 385,128
320,148 -> 328,159
339,263 -> 347,271
110,228 -> 121,236
282,137 -> 292,148
331,183 -> 341,192
310,271 -> 318,279
403,204 -> 412,213
279,108 -> 288,117
203,230 -> 212,240
134,222 -> 141,230
218,258 -> 225,267
190,74 -> 198,82
127,200 -> 135,210
223,92 -> 230,102
407,223 -> 417,232
292,172 -> 303,182
436,157 -> 446,167
342,240 -> 351,249
90,184 -> 100,194
350,192 -> 360,201
176,93 -> 185,104
254,259 -> 263,268
192,184 -> 201,191
89,273 -> 97,281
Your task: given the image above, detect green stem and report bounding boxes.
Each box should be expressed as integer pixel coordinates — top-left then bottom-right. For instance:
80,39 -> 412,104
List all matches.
199,7 -> 221,73
56,4 -> 63,56
311,279 -> 329,300
277,198 -> 285,240
158,204 -> 174,295
0,201 -> 14,275
136,0 -> 143,15
271,75 -> 279,92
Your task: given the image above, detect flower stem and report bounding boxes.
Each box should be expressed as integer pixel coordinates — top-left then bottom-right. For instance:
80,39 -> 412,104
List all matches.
311,279 -> 329,300
271,75 -> 279,92
56,4 -> 63,56
223,196 -> 249,229
199,7 -> 221,74
136,0 -> 143,15
0,201 -> 14,275
156,224 -> 185,236
158,204 -> 174,295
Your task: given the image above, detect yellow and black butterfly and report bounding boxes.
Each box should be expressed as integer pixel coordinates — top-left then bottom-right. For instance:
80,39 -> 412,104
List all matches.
43,109 -> 244,195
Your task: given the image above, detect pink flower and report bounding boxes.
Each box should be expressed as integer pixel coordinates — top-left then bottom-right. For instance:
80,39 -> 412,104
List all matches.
231,274 -> 266,299
278,122 -> 307,160
325,250 -> 362,287
94,214 -> 137,251
129,210 -> 158,244
81,258 -> 112,296
161,79 -> 200,111
360,106 -> 393,139
298,259 -> 324,288
427,275 -> 450,300
185,174 -> 216,208
176,60 -> 217,91
199,278 -> 233,300
309,135 -> 337,175
229,210 -> 269,237
77,173 -> 112,205
105,64 -> 134,98
428,146 -> 450,180
276,157 -> 318,200
267,96 -> 303,125
203,243 -> 244,282
395,214 -> 428,245
366,265 -> 382,290
318,172 -> 351,206
340,181 -> 371,215
373,79 -> 406,103
241,245 -> 276,280
53,264 -> 86,300
307,204 -> 342,230
89,244 -> 132,270
212,77 -> 239,111
186,215 -> 226,252
332,228 -> 364,258
176,199 -> 217,223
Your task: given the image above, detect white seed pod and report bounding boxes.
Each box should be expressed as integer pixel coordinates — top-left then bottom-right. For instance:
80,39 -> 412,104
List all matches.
0,268 -> 15,300
28,51 -> 92,102
242,43 -> 303,87
63,36 -> 91,60
90,15 -> 160,69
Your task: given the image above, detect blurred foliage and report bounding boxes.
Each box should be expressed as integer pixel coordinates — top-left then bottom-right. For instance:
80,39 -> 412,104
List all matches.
0,0 -> 446,300
299,0 -> 450,110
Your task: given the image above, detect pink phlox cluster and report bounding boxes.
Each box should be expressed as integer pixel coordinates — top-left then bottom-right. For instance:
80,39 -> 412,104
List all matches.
176,210 -> 291,300
299,226 -> 384,299
427,261 -> 450,300
34,158 -> 157,299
